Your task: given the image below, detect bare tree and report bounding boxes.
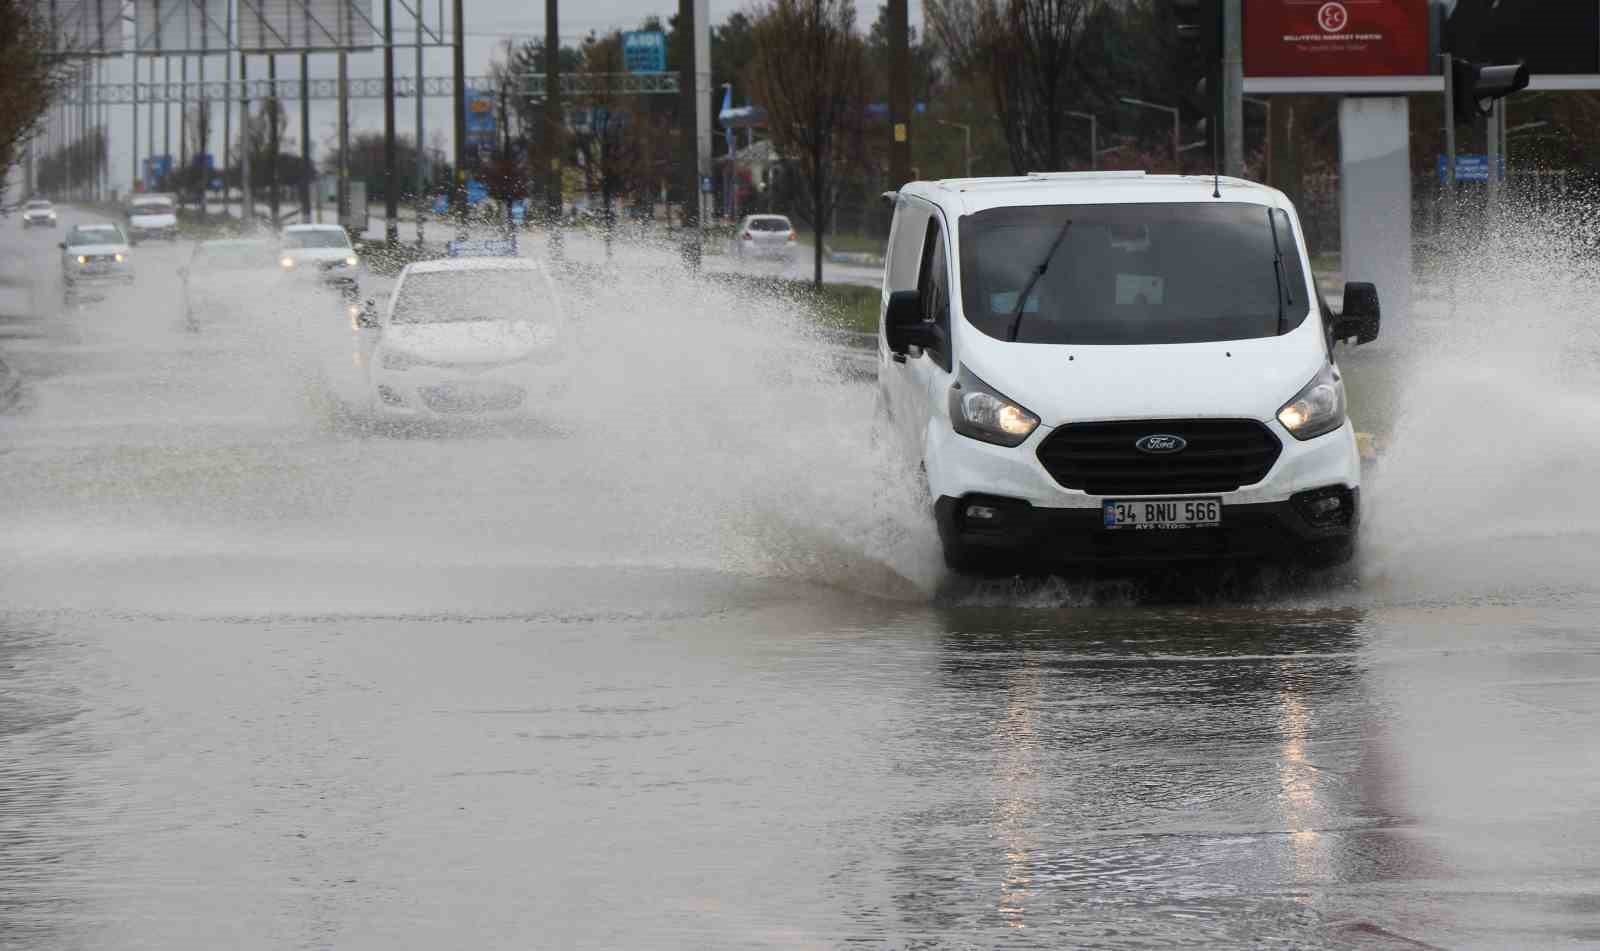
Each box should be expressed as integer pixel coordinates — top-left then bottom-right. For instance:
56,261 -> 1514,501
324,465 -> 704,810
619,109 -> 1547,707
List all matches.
0,0 -> 81,208
573,31 -> 672,255
926,0 -> 1100,174
748,0 -> 867,287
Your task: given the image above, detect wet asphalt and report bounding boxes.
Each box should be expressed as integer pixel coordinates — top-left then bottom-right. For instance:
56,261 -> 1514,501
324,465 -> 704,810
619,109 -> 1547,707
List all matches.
1,210 -> 1598,949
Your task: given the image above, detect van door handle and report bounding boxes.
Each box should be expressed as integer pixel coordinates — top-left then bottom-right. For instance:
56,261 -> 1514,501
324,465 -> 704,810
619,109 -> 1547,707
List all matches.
892,353 -> 906,364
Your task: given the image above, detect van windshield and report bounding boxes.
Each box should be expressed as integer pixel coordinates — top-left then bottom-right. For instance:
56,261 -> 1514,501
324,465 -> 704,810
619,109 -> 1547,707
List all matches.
958,202 -> 1309,345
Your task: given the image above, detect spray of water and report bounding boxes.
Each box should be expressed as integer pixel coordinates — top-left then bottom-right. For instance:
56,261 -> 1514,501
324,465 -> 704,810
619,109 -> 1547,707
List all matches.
1357,200 -> 1600,603
0,229 -> 942,618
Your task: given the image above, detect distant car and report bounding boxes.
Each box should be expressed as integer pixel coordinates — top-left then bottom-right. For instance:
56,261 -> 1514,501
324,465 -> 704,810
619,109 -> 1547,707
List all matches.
279,224 -> 361,293
60,223 -> 132,304
126,194 -> 179,243
733,214 -> 797,260
21,199 -> 57,228
180,238 -> 276,324
363,257 -> 566,420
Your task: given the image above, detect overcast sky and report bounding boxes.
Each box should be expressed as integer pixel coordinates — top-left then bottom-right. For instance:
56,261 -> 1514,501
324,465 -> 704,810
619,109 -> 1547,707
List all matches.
44,0 -> 918,194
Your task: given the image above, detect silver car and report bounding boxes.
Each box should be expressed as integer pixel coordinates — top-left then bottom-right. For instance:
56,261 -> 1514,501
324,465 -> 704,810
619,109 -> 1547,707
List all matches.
733,214 -> 797,261
60,223 -> 133,304
21,199 -> 57,228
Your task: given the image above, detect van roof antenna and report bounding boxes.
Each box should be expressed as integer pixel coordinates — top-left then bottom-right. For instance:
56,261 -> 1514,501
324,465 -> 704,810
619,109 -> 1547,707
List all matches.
1211,114 -> 1222,199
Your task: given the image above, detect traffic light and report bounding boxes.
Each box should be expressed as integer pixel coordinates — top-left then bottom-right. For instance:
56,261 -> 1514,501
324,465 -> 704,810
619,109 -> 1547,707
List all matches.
1451,58 -> 1530,124
1171,0 -> 1222,160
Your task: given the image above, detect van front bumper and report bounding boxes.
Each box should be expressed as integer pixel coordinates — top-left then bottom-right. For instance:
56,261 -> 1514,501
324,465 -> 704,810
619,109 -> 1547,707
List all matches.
935,487 -> 1358,569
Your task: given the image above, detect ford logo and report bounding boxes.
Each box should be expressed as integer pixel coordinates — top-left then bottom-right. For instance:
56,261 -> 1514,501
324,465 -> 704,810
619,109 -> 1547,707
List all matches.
1134,434 -> 1187,454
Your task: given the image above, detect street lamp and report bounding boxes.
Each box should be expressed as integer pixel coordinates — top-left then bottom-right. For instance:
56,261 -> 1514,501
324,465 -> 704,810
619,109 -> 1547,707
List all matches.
937,119 -> 973,177
1065,111 -> 1097,169
1119,97 -> 1180,166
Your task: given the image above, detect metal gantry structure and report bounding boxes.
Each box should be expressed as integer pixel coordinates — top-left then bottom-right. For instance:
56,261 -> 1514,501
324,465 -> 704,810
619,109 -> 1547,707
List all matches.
32,0 -> 907,253
34,0 -> 458,225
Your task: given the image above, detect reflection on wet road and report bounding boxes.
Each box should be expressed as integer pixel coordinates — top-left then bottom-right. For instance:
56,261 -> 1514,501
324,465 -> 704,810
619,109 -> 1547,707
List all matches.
2,210 -> 1599,948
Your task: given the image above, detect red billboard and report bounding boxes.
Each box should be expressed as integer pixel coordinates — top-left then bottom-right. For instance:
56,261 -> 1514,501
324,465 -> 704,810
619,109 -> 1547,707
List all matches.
1245,0 -> 1430,77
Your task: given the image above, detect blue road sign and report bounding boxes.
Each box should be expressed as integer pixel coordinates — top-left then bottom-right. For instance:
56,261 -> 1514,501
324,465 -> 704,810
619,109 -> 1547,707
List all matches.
623,31 -> 666,73
142,154 -> 173,191
510,199 -> 527,225
1438,153 -> 1503,183
465,178 -> 488,204
432,194 -> 449,215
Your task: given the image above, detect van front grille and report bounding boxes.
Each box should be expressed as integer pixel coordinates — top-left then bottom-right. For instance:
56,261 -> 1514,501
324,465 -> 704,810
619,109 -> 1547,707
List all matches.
1036,419 -> 1281,496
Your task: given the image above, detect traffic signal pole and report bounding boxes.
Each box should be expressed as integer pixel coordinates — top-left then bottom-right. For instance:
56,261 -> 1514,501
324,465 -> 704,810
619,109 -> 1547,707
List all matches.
1443,52 -> 1455,186
888,0 -> 910,188
1222,0 -> 1243,177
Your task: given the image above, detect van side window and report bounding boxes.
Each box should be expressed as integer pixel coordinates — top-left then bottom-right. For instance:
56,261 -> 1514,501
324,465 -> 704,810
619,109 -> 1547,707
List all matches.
886,198 -> 934,294
1271,208 -> 1310,331
916,218 -> 953,371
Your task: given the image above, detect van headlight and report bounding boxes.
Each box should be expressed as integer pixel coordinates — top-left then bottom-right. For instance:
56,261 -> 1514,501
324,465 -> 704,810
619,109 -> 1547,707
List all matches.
1277,364 -> 1346,440
949,365 -> 1040,447
280,256 -> 296,269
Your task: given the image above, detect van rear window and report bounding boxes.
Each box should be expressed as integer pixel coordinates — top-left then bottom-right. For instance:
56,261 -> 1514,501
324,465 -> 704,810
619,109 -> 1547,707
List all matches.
958,202 -> 1311,345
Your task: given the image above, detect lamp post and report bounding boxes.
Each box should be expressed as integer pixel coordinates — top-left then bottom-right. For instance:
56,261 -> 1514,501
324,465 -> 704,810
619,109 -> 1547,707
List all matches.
1065,111 -> 1096,169
1119,97 -> 1180,167
936,119 -> 972,177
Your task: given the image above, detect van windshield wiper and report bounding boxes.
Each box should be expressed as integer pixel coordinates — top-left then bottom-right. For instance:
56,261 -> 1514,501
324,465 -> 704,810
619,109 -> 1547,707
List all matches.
1006,218 -> 1072,342
1268,212 -> 1290,335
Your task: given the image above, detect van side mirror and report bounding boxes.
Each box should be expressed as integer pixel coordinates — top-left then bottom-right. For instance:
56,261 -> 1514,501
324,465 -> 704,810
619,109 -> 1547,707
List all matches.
1333,282 -> 1380,345
57,241 -> 66,250
884,290 -> 941,355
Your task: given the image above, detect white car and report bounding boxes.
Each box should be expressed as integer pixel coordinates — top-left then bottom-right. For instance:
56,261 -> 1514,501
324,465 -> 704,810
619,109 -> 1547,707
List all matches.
733,214 -> 797,260
279,223 -> 361,292
877,171 -> 1381,575
21,199 -> 57,228
126,194 -> 179,243
60,223 -> 133,303
363,257 -> 565,420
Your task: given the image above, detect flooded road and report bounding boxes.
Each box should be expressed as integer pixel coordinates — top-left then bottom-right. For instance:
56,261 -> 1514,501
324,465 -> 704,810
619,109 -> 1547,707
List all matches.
3,211 -> 1599,948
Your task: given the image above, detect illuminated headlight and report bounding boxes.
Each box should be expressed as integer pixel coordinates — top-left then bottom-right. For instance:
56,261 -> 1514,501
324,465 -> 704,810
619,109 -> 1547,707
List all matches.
380,348 -> 422,370
1277,364 -> 1347,440
76,255 -> 87,264
113,253 -> 124,263
343,256 -> 358,268
280,256 -> 295,269
949,364 -> 1040,447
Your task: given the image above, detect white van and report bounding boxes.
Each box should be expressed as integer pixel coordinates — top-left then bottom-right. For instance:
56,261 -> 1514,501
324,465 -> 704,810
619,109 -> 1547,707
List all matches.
876,172 -> 1381,574
126,194 -> 178,242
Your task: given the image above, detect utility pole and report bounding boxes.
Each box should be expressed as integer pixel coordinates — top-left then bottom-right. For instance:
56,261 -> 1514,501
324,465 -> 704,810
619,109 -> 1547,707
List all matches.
379,0 -> 395,241
677,0 -> 700,268
451,0 -> 465,211
223,0 -> 233,207
198,32 -> 209,218
300,52 -> 311,220
269,55 -> 280,227
147,54 -> 156,190
887,0 -> 910,188
338,47 -> 349,230
132,55 -> 140,193
241,53 -> 253,222
544,0 -> 561,239
1222,0 -> 1243,176
165,55 -> 172,191
414,0 -> 425,242
1443,52 -> 1455,187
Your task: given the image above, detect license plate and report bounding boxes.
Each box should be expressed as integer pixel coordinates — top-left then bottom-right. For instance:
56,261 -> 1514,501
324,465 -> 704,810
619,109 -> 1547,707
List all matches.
1102,497 -> 1221,531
